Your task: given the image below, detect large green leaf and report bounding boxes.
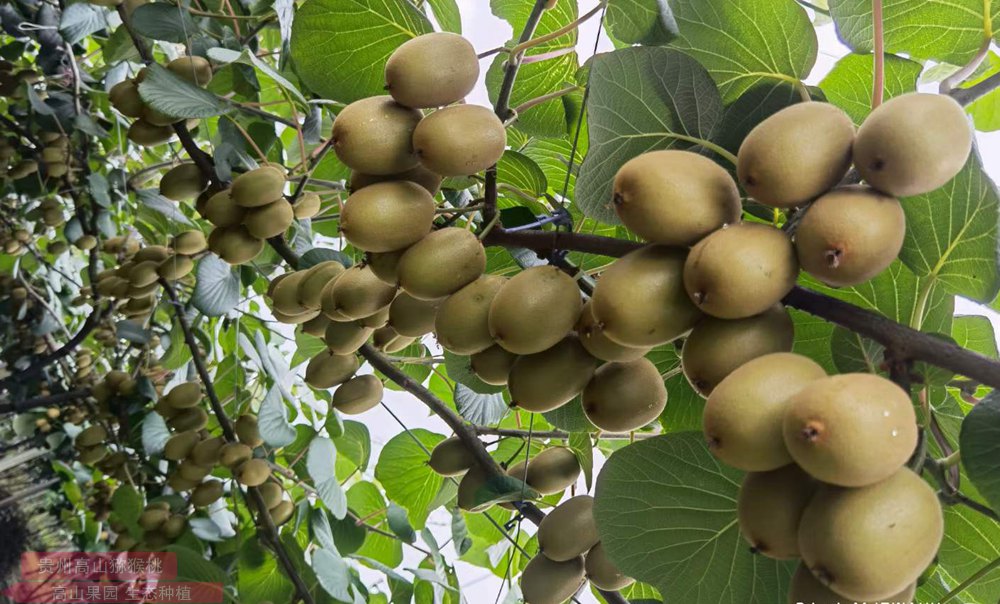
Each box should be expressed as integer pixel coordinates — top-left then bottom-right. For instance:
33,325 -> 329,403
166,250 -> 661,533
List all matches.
192,254 -> 241,317
129,3 -> 198,43
667,0 -> 817,102
898,153 -> 1000,304
818,53 -> 923,124
348,481 -> 403,568
828,0 -> 990,64
952,315 -> 999,358
593,432 -> 794,602
576,47 -> 723,225
713,82 -> 801,154
309,436 -> 348,519
290,0 -> 433,103
605,0 -> 678,45
960,391 -> 1000,514
238,540 -> 294,603
138,64 -> 231,119
425,0 -> 462,33
374,429 -> 445,528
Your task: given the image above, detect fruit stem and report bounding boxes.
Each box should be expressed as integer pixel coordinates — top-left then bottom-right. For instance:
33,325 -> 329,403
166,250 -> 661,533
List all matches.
509,1 -> 608,56
940,450 -> 962,468
940,37 -> 991,94
872,0 -> 884,109
510,85 -> 582,118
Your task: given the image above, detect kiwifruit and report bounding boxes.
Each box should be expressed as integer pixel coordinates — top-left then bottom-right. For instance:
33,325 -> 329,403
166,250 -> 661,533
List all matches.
177,459 -> 211,482
585,542 -> 633,591
134,245 -> 171,262
243,199 -> 294,239
575,300 -> 650,362
292,191 -> 321,219
164,381 -> 201,409
273,308 -> 321,325
738,464 -> 817,560
582,357 -> 666,432
681,304 -> 794,396
234,414 -> 263,448
270,271 -> 312,317
456,464 -> 494,512
75,235 -> 98,251
298,261 -> 346,310
428,437 -> 476,476
163,431 -> 199,460
684,223 -> 798,319
434,274 -> 507,354
507,447 -> 580,495
41,146 -> 68,163
45,162 -> 69,177
787,563 -> 914,604
305,351 -> 360,389
203,190 -> 245,227
591,245 -> 699,347
508,336 -> 597,412
332,96 -> 422,175
302,314 -> 330,338
269,499 -> 294,525
520,554 -> 586,604
324,320 -> 373,355
737,102 -> 855,208
800,468 -> 942,601
167,473 -> 199,492
359,305 -> 390,330
326,265 -> 397,320
143,105 -> 180,127
537,496 -> 598,562
470,345 -> 518,385
236,458 -> 271,487
77,424 -> 107,447
169,408 -> 209,432
341,182 -> 435,253
350,165 -> 443,196
219,442 -> 253,468
208,225 -> 264,265
138,508 -> 170,531
613,150 -> 741,245
108,79 -> 143,117
703,352 -> 825,472
161,514 -> 187,539
157,254 -> 194,281
388,292 -> 440,337
128,261 -> 160,287
166,56 -> 213,87
412,104 -> 506,176
384,32 -> 478,108
854,92 -> 972,197
331,374 -> 383,415
190,480 -> 223,507
159,163 -> 207,201
190,436 -> 225,466
258,482 -> 283,509
397,227 -> 486,300
231,166 -> 286,208
783,373 -> 917,487
79,445 -> 109,464
128,119 -> 175,146
366,249 -> 404,285
794,185 -> 905,287
488,266 -> 581,355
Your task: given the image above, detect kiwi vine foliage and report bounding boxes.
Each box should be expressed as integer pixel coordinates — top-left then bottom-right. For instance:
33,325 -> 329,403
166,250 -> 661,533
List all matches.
1,0 -> 1000,603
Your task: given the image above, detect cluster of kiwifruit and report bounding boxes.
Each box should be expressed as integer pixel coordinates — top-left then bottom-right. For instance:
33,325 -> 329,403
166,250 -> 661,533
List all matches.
27,197 -> 68,230
0,60 -> 39,98
701,353 -> 941,601
129,501 -> 188,550
84,480 -> 115,523
73,422 -> 129,479
0,225 -> 33,256
108,57 -> 211,146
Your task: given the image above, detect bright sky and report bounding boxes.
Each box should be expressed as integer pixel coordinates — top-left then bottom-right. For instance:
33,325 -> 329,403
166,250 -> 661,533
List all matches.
354,4 -> 1000,602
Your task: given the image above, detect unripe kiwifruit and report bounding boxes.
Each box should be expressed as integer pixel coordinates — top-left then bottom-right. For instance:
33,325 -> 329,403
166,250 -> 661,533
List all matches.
507,447 -> 580,495
134,245 -> 171,262
203,190 -> 245,227
488,266 -> 581,355
456,464 -> 493,512
231,166 -> 286,208
191,479 -> 224,507
388,292 -> 440,337
366,249 -> 404,285
520,554 -> 586,604
326,265 -> 397,320
168,407 -> 209,432
143,105 -> 180,127
270,270 -> 312,317
244,199 -> 294,239
371,326 -> 415,353
190,436 -> 225,466
79,445 -> 109,464
161,514 -> 187,539
138,508 -> 170,531
157,254 -> 194,281
794,185 -> 905,287
613,150 -> 741,246
127,260 -> 160,288
269,499 -> 294,525
164,381 -> 201,409
428,437 -> 476,477
331,374 -> 383,415
167,472 -> 199,492
537,495 -> 598,562
470,345 -> 517,386
583,357 -> 666,432
397,227 -> 485,300
159,163 -> 208,201
332,96 -> 422,175
234,414 -> 263,448
109,79 -> 144,117
682,304 -> 794,396
340,181 -> 435,252
292,191 -> 321,219
177,459 -> 211,482
324,319 -> 373,355
787,564 -> 914,604
738,464 -> 817,559
350,165 -> 442,196
258,481 -> 283,509
305,351 -> 360,389
508,336 -> 597,413
412,104 -> 506,176
77,424 -> 107,447
298,261 -> 346,310
575,300 -> 650,363
208,225 -> 264,265
783,373 -> 918,487
166,56 -> 213,87
384,32 -> 479,108
737,102 -> 855,208
236,458 -> 271,487
703,352 -> 826,472
584,542 -> 633,591
684,223 -> 798,320
302,314 -> 331,338
219,442 -> 253,468
854,92 -> 972,197
591,245 -> 700,347
163,431 -> 199,461
434,274 -> 506,355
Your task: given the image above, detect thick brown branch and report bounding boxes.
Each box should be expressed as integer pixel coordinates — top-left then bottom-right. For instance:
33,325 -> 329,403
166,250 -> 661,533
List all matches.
0,388 -> 91,415
950,70 -> 1000,106
475,426 -> 656,440
482,227 -> 642,257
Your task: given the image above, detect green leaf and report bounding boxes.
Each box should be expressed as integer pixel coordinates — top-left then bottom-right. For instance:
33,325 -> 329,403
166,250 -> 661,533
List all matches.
443,350 -> 505,394
898,153 -> 1000,304
569,432 -> 594,490
450,509 -> 472,557
496,150 -> 548,198
960,391 -> 1000,514
952,315 -> 999,359
141,412 -> 171,456
593,432 -> 794,602
348,481 -> 404,568
963,52 -> 1000,132
454,385 -> 508,426
543,397 -> 596,432
425,0 -> 462,33
789,308 -> 835,373
138,64 -> 231,119
192,254 -> 241,317
292,332 -> 327,369
386,503 -> 417,543
207,47 -> 309,104
299,247 -> 353,269
818,53 -> 922,124
374,429 -> 445,528
828,0 -> 990,64
59,3 -> 107,45
576,47 -> 723,225
313,548 -> 353,601
130,3 -> 199,43
668,0 -> 817,102
647,344 -> 704,433
290,0 -> 433,103
713,82 -> 801,154
330,508 -> 367,555
239,539 -> 294,603
334,420 -> 372,479
605,0 -> 677,45
309,436 -> 348,519
111,484 -> 144,537
258,387 -> 297,448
